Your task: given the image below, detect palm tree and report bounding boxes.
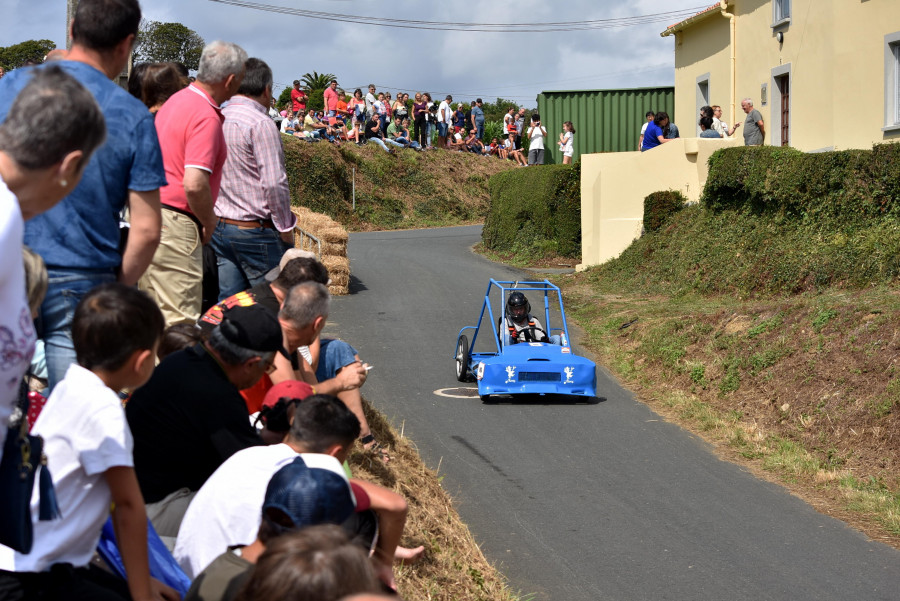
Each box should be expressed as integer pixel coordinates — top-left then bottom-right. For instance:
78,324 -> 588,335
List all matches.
300,71 -> 336,91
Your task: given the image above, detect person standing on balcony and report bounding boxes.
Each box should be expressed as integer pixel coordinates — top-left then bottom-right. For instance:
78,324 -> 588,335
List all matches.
641,112 -> 673,152
741,98 -> 765,146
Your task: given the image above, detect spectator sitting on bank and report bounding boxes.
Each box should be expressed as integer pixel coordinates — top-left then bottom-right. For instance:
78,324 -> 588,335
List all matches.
183,458 -> 378,601
0,283 -> 177,601
399,117 -> 420,149
304,110 -> 329,139
506,132 -> 527,166
364,114 -> 404,153
386,115 -> 413,148
232,525 -> 381,601
175,392 -> 416,590
641,112 -> 672,152
126,303 -> 285,538
699,116 -> 721,138
196,252 -> 379,461
447,130 -> 468,152
464,129 -> 484,154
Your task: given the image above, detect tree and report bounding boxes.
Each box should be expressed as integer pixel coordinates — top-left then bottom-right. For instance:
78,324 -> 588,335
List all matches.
0,39 -> 56,71
133,20 -> 204,71
277,87 -> 292,110
300,71 -> 335,92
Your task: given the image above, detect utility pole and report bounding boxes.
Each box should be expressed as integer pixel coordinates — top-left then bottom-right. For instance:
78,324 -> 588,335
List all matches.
66,0 -> 78,49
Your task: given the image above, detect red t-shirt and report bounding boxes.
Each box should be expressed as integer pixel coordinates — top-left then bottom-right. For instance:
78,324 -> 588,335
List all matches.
291,88 -> 307,111
155,84 -> 227,213
324,86 -> 339,112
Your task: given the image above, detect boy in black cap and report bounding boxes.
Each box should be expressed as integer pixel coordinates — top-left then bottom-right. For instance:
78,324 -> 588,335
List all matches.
126,303 -> 286,538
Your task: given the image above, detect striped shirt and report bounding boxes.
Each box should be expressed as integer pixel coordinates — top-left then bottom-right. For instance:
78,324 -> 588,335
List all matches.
216,96 -> 296,232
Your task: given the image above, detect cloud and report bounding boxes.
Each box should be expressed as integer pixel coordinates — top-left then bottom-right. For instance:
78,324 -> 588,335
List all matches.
3,0 -> 702,106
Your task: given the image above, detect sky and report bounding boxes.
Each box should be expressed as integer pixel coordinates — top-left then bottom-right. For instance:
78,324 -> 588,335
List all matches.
1,0 -> 710,107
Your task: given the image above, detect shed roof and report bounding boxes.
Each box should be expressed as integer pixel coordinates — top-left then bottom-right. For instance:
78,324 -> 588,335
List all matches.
660,2 -> 724,37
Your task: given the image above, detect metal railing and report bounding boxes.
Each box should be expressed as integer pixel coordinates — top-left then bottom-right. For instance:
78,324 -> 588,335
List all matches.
292,225 -> 322,258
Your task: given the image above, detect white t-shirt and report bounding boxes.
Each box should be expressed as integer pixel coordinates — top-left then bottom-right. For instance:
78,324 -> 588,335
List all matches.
0,177 -> 35,464
503,113 -> 513,135
562,131 -> 574,156
714,117 -> 728,138
0,364 -> 132,572
280,117 -> 298,133
174,446 -> 347,579
528,124 -> 546,151
365,92 -> 376,115
437,100 -> 450,123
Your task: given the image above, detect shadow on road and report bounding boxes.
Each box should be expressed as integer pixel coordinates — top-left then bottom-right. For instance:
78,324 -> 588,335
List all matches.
348,273 -> 368,294
483,394 -> 606,406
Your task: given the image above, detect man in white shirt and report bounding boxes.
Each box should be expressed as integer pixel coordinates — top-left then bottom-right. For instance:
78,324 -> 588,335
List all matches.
436,94 -> 453,149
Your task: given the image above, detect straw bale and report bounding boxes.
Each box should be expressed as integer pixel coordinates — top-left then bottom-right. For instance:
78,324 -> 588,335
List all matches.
317,226 -> 348,244
321,255 -> 350,276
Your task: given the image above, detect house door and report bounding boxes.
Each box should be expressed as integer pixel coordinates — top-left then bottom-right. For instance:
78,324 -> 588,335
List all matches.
776,74 -> 790,146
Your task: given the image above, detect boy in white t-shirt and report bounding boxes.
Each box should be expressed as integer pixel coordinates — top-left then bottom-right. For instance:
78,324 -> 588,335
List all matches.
0,284 -> 176,601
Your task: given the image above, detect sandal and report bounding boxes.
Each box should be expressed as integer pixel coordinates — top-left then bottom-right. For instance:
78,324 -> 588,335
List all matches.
360,434 -> 391,463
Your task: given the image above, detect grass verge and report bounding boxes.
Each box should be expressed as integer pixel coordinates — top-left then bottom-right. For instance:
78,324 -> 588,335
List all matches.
558,278 -> 900,546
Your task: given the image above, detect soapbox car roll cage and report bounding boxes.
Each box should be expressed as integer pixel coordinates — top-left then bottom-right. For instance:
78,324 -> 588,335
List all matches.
453,279 -> 597,402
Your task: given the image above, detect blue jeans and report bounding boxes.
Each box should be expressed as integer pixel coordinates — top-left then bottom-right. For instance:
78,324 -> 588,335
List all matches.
368,137 -> 391,153
476,121 -> 485,140
315,338 -> 359,382
437,122 -> 449,137
38,267 -> 117,391
210,221 -> 291,301
426,122 -> 435,146
383,137 -> 404,148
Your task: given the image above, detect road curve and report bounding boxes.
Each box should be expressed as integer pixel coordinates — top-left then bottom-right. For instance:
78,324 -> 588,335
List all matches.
324,225 -> 900,601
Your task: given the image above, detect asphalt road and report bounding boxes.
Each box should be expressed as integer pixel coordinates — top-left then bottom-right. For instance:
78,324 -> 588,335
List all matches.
325,225 -> 900,601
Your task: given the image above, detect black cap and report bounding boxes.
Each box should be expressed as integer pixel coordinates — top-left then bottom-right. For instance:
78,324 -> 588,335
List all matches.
218,304 -> 287,357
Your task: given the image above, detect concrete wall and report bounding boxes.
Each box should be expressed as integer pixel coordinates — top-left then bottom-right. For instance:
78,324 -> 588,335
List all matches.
578,137 -> 739,270
670,0 -> 900,151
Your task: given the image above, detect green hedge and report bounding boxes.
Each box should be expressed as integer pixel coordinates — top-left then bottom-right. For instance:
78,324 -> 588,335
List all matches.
702,144 -> 900,225
482,163 -> 581,258
643,190 -> 687,233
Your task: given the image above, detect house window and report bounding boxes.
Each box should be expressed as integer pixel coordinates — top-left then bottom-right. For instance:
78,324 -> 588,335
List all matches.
773,0 -> 791,25
886,33 -> 900,130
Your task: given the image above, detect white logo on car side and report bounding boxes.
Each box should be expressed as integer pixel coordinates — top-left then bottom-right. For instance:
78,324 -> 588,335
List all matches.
505,365 -> 516,383
563,367 -> 575,384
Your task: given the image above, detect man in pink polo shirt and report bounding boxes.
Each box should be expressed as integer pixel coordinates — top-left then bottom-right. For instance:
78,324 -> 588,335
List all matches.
323,79 -> 339,118
140,40 -> 247,325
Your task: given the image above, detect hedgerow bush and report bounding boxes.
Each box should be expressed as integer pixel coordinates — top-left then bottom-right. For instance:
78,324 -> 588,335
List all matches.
591,143 -> 900,296
482,162 -> 581,259
643,190 -> 687,233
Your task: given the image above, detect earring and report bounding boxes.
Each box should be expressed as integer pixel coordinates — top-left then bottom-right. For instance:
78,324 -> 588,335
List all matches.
60,179 -> 68,187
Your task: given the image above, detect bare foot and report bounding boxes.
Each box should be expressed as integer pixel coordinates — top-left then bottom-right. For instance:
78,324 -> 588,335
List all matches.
394,545 -> 425,564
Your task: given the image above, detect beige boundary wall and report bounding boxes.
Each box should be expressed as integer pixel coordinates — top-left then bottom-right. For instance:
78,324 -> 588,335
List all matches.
577,137 -> 739,271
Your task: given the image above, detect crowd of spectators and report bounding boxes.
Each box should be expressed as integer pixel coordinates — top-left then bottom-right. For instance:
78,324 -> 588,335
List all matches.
640,100 -> 763,151
0,0 -> 424,600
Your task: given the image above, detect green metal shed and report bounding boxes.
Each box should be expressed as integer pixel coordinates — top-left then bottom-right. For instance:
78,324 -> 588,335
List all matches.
536,86 -> 675,163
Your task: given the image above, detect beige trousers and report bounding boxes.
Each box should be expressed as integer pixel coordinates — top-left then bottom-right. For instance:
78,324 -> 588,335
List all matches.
139,208 -> 203,326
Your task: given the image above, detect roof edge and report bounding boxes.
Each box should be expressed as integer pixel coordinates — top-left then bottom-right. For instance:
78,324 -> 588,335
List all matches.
660,2 -> 725,37
538,85 -> 675,95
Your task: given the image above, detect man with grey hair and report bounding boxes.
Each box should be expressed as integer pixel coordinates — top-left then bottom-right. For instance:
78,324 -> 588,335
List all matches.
212,57 -> 296,300
140,40 -> 247,326
0,0 -> 166,393
126,303 -> 283,536
278,281 -> 332,354
741,97 -> 765,146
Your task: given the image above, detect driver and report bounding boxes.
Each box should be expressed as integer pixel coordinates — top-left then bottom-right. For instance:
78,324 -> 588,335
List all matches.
503,292 -> 560,345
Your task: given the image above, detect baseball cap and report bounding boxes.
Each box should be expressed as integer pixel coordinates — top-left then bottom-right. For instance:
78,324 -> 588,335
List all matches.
257,380 -> 316,433
265,248 -> 317,282
262,455 -> 371,530
218,304 -> 287,357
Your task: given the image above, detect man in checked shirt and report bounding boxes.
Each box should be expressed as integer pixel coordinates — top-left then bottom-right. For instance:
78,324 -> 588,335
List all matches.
211,58 -> 297,300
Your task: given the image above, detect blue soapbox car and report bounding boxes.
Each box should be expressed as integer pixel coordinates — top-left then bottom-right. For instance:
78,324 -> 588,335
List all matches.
453,279 -> 597,402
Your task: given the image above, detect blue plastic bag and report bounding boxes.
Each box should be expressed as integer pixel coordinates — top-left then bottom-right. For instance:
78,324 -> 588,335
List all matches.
97,517 -> 191,597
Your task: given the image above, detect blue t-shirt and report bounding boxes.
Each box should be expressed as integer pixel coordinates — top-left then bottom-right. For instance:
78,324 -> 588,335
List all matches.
471,105 -> 485,124
641,121 -> 664,151
453,110 -> 465,128
0,62 -> 166,270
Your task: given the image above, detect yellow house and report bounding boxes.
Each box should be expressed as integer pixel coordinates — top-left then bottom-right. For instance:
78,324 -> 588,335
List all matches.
661,0 -> 900,151
578,0 -> 900,271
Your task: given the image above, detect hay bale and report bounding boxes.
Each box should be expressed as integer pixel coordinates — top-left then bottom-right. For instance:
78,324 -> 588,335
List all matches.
317,226 -> 348,244
321,255 -> 350,276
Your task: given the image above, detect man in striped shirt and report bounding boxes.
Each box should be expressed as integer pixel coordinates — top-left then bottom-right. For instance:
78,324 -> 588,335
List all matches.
212,58 -> 297,300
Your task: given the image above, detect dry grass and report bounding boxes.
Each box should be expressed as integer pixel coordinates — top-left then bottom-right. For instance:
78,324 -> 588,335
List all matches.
347,400 -> 520,601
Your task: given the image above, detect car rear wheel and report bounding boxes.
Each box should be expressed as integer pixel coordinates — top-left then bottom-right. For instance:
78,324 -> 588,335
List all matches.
455,335 -> 470,382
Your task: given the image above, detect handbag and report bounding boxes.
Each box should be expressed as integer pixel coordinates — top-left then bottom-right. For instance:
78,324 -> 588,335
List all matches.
0,378 -> 60,553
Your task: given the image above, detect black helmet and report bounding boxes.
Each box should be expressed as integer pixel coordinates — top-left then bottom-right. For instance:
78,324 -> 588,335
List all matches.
507,291 -> 530,324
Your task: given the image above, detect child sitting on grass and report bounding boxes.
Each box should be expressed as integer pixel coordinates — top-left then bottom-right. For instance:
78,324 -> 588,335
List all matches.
0,283 -> 177,601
